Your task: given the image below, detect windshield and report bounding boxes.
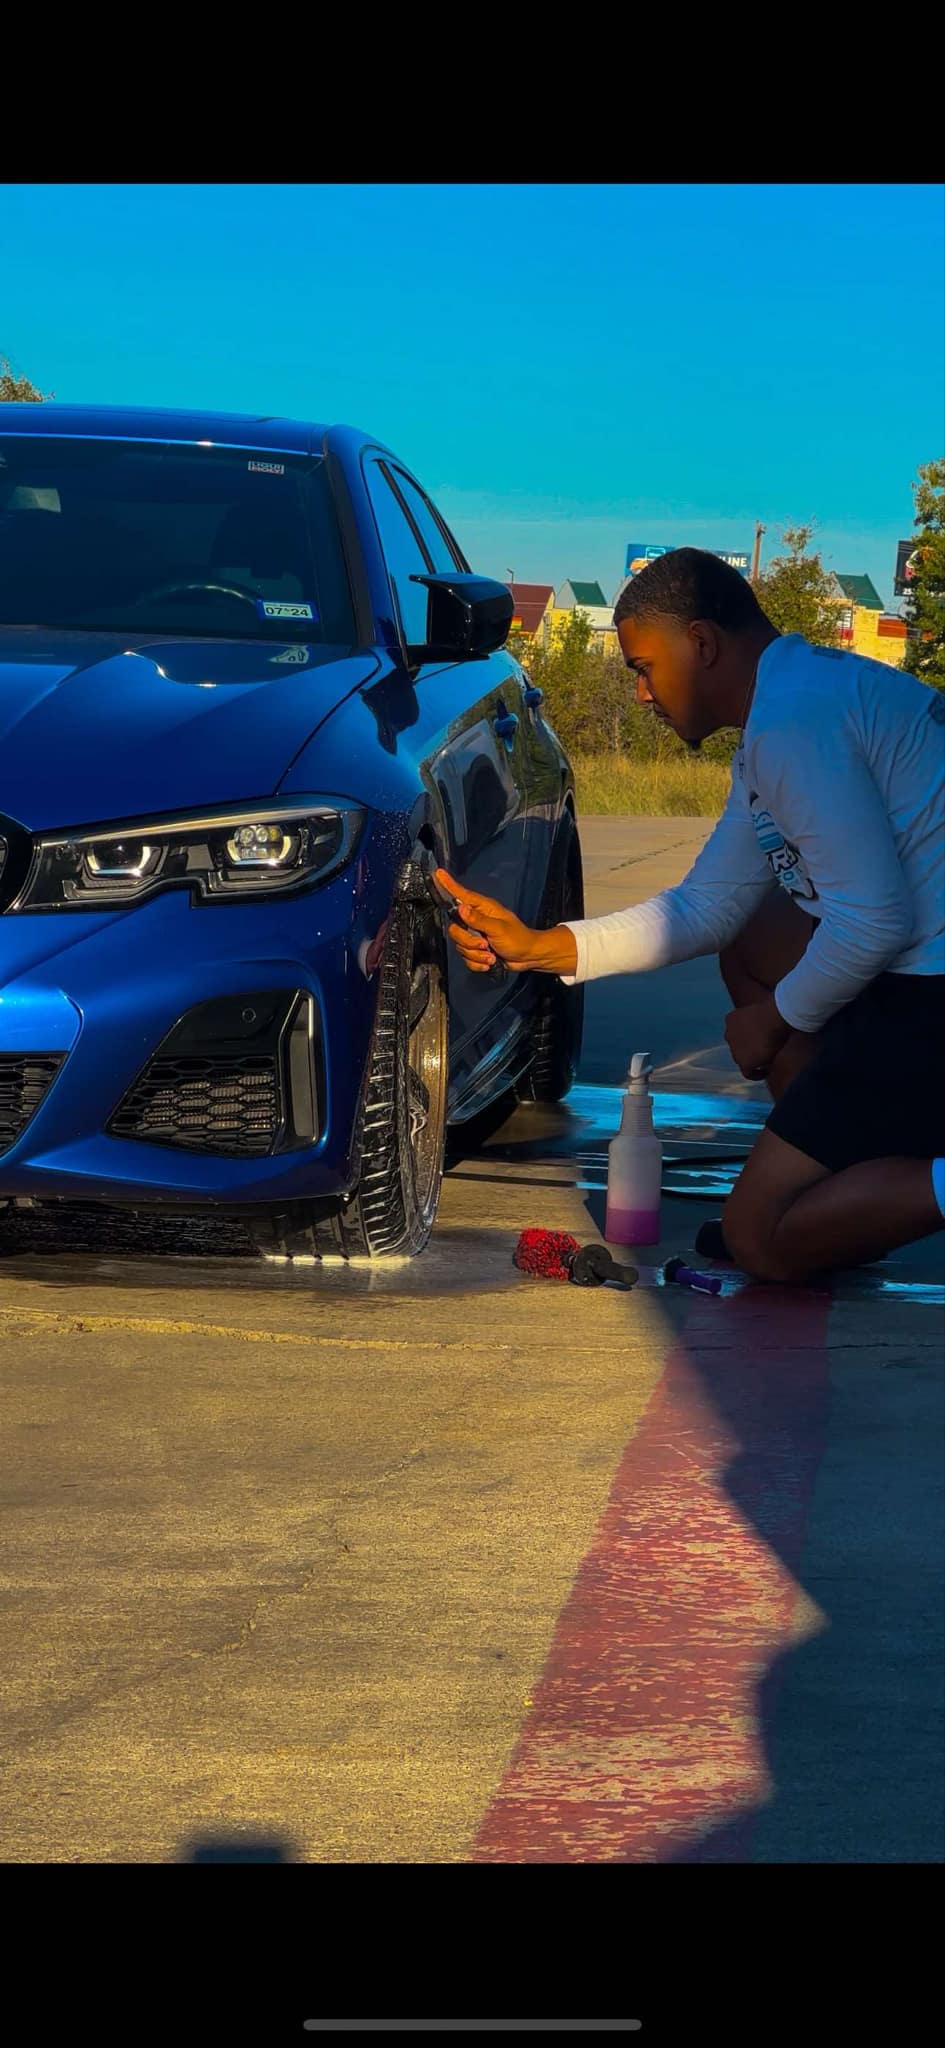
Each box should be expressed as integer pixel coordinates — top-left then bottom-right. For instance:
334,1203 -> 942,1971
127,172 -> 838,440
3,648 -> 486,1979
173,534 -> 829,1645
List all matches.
0,437 -> 356,644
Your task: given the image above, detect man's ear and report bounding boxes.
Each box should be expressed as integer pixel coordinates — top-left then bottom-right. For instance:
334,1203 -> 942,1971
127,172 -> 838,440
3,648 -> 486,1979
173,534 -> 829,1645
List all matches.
689,619 -> 721,667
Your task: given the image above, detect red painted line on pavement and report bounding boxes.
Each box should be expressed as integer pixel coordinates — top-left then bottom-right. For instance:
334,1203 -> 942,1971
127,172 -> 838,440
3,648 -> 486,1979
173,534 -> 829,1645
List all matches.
472,1287 -> 832,1863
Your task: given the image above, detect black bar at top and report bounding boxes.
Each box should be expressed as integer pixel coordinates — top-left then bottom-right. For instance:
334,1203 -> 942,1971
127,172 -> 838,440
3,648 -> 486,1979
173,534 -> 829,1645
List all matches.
302,2025 -> 643,2034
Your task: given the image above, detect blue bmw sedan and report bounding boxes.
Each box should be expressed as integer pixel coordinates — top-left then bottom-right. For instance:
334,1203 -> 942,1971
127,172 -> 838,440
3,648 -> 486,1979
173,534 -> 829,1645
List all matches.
0,406 -> 583,1256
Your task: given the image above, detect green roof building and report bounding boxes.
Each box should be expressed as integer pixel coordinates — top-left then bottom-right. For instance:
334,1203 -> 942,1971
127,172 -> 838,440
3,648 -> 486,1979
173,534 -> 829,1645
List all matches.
557,580 -> 608,610
834,573 -> 884,611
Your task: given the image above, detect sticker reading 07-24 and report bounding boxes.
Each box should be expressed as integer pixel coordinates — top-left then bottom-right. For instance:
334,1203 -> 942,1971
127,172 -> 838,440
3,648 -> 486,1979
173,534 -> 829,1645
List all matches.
256,600 -> 318,622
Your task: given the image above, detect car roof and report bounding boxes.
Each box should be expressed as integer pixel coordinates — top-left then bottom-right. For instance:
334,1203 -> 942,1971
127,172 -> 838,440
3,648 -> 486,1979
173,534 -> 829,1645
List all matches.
0,402 -> 329,454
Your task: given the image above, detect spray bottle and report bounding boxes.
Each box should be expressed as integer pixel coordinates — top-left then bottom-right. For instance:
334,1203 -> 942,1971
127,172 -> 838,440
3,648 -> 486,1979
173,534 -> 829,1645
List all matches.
605,1052 -> 662,1247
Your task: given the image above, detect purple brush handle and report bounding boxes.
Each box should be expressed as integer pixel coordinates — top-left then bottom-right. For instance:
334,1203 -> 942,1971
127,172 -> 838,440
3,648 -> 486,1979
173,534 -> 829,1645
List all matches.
664,1259 -> 723,1295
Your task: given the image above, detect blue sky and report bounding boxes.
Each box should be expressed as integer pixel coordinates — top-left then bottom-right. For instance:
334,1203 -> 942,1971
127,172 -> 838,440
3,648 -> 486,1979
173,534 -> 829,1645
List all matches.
3,183 -> 942,607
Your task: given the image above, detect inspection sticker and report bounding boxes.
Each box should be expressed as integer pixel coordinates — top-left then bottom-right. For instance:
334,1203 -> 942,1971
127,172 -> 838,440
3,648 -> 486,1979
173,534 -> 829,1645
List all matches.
256,600 -> 317,621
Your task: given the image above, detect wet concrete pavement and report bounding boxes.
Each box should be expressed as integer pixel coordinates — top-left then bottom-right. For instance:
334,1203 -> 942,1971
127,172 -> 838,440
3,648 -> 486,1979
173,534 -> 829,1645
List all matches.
1,815 -> 942,1863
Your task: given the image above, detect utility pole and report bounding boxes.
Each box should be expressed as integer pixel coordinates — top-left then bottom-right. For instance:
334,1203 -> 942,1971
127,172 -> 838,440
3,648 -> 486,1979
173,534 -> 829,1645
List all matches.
750,523 -> 766,584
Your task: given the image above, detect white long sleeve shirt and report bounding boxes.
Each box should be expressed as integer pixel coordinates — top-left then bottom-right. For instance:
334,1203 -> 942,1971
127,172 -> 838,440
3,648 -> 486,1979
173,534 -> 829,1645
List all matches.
562,634 -> 945,1034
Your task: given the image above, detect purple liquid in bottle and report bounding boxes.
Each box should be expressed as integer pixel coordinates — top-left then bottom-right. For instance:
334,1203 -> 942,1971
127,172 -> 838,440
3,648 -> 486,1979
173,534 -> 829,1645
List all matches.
605,1204 -> 661,1247
607,1052 -> 662,1249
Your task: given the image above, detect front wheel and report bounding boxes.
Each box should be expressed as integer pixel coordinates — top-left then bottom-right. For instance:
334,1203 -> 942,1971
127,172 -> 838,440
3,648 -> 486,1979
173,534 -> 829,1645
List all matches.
255,896 -> 448,1261
331,896 -> 448,1256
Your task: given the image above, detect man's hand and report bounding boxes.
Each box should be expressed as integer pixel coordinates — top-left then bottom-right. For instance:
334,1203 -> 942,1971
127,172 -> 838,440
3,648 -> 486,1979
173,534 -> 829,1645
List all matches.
433,868 -> 578,977
724,994 -> 792,1079
434,868 -> 537,971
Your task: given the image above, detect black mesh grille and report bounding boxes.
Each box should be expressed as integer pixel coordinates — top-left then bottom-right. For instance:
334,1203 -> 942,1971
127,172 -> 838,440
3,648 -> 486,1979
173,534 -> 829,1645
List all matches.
0,1054 -> 65,1151
108,989 -> 320,1158
109,1053 -> 281,1156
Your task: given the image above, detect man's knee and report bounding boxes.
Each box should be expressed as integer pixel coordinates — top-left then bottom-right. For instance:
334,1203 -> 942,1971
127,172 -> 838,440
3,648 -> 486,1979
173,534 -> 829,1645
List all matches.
723,1174 -> 809,1284
722,1210 -> 802,1283
723,1179 -> 763,1271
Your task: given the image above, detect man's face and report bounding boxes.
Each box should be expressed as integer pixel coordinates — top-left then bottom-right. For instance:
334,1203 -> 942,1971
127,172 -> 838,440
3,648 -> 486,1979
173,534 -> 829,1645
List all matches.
618,615 -> 713,748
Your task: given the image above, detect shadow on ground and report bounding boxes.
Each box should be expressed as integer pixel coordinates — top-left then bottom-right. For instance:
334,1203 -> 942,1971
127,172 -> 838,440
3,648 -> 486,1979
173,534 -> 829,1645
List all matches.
3,1078 -> 942,1864
180,1834 -> 299,1862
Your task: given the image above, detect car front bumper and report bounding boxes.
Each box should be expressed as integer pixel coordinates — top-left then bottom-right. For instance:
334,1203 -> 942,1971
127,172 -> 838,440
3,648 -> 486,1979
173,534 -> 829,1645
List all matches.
0,851 -> 393,1208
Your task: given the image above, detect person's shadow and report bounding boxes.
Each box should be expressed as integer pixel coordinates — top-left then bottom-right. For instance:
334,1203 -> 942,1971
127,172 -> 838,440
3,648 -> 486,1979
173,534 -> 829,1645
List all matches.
677,1307 -> 944,1863
580,1182 -> 945,1863
181,1834 -> 297,1862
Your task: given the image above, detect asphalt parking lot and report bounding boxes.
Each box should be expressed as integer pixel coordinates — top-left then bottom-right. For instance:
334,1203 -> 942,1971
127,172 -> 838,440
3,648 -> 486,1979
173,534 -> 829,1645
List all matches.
1,816 -> 942,1863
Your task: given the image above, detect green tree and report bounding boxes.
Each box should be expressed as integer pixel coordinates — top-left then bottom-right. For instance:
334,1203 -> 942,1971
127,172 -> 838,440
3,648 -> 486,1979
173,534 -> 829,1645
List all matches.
754,524 -> 841,647
903,458 -> 945,689
528,607 -> 592,748
526,607 -> 738,763
0,357 -> 51,402
528,609 -> 622,755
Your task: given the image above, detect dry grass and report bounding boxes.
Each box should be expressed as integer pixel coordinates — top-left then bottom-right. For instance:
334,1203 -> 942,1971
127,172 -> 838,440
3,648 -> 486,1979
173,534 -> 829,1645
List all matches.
572,751 -> 731,817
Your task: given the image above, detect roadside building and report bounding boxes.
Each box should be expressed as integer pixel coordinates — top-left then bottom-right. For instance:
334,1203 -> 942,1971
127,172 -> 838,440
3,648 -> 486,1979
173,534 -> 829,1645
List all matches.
833,574 -> 907,668
549,580 -> 618,656
508,582 -> 554,654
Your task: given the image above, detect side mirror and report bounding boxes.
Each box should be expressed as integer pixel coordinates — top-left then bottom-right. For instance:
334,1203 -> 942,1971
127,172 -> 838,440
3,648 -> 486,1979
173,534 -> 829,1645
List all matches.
409,573 -> 514,662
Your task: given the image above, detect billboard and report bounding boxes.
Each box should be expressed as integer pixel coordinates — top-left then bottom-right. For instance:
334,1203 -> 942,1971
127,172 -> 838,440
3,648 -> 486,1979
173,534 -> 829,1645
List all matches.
625,542 -> 675,577
624,542 -> 750,577
894,538 -> 920,596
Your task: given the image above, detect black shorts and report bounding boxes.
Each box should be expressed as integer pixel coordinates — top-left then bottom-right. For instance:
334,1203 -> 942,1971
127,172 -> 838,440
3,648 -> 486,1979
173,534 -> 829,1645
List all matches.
767,972 -> 945,1171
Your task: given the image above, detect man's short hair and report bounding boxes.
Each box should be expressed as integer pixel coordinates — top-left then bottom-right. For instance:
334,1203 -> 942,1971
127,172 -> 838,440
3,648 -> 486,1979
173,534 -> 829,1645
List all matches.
614,547 -> 766,632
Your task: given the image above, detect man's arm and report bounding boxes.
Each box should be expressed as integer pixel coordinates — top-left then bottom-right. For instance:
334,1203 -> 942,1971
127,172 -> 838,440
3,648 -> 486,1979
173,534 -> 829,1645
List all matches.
433,785 -> 771,981
752,726 -> 914,1035
558,781 -> 773,984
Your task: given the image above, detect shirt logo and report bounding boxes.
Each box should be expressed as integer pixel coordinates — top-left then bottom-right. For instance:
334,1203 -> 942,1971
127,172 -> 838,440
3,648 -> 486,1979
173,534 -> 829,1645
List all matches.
748,793 -> 818,902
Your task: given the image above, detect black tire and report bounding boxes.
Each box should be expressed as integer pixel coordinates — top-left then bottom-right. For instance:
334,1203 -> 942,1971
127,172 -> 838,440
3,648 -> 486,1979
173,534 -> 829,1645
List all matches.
331,895 -> 448,1256
259,892 -> 449,1261
516,808 -> 585,1104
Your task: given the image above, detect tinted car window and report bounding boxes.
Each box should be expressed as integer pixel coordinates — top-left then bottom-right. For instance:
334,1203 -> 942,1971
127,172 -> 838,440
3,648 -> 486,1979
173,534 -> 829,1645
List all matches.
365,461 -> 434,648
0,438 -> 355,644
388,467 -> 465,574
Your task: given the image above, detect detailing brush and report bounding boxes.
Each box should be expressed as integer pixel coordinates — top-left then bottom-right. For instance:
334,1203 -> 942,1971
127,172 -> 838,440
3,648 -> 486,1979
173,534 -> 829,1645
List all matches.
513,1228 -> 583,1279
513,1230 -> 637,1288
513,1230 -> 722,1295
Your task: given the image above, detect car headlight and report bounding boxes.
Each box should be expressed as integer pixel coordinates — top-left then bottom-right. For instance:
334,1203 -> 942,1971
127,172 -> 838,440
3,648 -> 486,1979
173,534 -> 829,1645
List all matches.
8,800 -> 365,911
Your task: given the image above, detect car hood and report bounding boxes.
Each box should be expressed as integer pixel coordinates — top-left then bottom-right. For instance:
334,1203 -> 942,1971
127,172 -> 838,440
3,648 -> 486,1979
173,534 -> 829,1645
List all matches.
0,628 -> 380,830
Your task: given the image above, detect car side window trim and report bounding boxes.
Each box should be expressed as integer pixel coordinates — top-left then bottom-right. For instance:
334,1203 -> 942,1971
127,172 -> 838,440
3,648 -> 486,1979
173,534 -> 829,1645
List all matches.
360,449 -> 473,658
428,500 -> 470,572
322,450 -> 376,648
361,455 -> 433,660
385,464 -> 469,574
379,462 -> 437,572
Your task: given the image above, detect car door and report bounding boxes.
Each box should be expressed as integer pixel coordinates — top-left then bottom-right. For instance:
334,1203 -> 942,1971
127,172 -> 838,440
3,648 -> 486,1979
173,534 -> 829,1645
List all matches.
513,653 -> 570,928
362,456 -> 531,1050
390,466 -> 558,936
